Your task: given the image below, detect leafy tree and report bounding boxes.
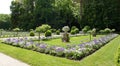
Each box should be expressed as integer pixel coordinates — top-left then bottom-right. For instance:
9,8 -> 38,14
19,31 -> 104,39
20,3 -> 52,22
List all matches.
0,14 -> 11,29
10,1 -> 22,28
10,0 -> 80,30
34,0 -> 55,27
35,24 -> 51,40
35,26 -> 44,40
10,0 -> 120,32
40,24 -> 51,33
81,0 -> 120,31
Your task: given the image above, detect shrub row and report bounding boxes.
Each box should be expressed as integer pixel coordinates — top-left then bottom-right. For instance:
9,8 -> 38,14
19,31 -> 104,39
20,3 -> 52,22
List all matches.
3,34 -> 118,60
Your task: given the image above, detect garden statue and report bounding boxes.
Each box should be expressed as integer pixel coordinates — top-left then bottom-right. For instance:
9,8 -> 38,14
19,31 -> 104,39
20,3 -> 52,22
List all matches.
92,28 -> 96,37
62,26 -> 70,42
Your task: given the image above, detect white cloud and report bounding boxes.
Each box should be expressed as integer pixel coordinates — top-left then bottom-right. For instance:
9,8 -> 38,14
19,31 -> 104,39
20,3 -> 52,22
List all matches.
0,0 -> 13,14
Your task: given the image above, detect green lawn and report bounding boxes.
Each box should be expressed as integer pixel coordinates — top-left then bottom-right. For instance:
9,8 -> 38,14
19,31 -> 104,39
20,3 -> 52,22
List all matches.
0,35 -> 119,66
41,35 -> 103,47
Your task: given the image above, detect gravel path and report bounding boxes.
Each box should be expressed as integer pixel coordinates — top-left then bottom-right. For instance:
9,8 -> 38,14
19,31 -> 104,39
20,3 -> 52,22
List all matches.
0,53 -> 30,66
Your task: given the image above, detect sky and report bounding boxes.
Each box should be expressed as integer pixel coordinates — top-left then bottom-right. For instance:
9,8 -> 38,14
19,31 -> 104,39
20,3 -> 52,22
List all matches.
0,0 -> 13,14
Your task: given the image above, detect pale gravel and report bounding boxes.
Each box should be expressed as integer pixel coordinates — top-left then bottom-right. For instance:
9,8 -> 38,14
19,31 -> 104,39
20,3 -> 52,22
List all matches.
0,53 -> 30,66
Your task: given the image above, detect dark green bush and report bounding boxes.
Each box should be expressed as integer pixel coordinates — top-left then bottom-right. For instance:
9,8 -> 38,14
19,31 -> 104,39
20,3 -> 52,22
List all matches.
100,28 -> 114,34
71,26 -> 77,30
104,28 -> 111,34
45,30 -> 52,37
82,26 -> 90,34
51,29 -> 56,33
56,30 -> 60,35
74,28 -> 79,34
30,31 -> 35,36
70,30 -> 76,35
71,26 -> 79,35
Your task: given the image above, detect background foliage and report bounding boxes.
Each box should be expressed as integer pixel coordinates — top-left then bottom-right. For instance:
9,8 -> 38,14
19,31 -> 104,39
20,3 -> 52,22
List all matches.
0,0 -> 119,31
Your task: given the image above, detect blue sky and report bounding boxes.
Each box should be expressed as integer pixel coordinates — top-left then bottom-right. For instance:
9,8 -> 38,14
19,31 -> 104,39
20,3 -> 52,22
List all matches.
0,0 -> 13,14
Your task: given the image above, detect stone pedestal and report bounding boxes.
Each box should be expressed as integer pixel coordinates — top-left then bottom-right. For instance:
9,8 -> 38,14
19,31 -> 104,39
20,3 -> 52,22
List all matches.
62,33 -> 70,42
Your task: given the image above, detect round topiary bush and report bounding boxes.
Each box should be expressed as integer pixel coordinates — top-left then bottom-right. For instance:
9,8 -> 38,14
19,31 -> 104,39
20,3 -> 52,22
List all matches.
82,26 -> 90,34
62,26 -> 70,32
30,31 -> 35,36
45,30 -> 52,37
70,30 -> 76,35
56,30 -> 60,35
51,29 -> 56,33
74,28 -> 79,34
71,26 -> 77,30
104,28 -> 111,34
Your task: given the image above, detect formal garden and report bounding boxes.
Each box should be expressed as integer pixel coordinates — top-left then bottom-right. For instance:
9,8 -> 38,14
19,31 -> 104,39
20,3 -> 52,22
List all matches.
0,0 -> 120,66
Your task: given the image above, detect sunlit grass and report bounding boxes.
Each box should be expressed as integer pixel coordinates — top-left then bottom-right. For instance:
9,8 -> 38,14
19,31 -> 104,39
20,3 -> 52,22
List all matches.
41,35 -> 103,47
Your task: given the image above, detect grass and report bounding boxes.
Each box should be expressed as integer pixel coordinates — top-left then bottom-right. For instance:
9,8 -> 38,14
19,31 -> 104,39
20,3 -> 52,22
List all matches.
115,39 -> 120,66
0,35 -> 119,66
78,35 -> 120,66
41,35 -> 103,47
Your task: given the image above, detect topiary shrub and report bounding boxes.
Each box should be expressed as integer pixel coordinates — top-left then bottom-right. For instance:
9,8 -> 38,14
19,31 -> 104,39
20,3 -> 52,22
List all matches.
100,28 -> 115,34
111,29 -> 115,33
45,30 -> 52,37
99,30 -> 105,34
71,26 -> 77,30
104,28 -> 111,34
70,26 -> 79,35
62,26 -> 70,42
30,31 -> 35,36
74,28 -> 79,34
51,29 -> 56,33
70,30 -> 76,35
56,30 -> 60,35
82,26 -> 90,34
35,24 -> 51,40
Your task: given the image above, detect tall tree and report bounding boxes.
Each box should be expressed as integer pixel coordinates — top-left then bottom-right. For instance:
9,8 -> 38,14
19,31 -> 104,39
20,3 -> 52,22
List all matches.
81,0 -> 120,31
0,14 -> 11,29
19,0 -> 35,30
10,1 -> 22,28
34,0 -> 55,26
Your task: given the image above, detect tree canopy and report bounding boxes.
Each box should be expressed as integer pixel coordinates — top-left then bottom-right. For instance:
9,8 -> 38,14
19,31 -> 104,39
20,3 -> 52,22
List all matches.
0,14 -> 11,29
9,0 -> 120,31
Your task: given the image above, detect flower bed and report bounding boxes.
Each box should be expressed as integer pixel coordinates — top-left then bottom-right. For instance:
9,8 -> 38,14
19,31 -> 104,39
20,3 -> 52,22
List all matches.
3,34 -> 118,60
